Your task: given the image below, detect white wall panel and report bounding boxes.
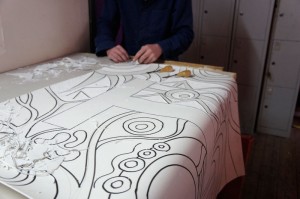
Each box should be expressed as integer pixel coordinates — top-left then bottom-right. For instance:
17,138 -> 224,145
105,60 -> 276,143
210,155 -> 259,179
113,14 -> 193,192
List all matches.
0,0 -> 90,73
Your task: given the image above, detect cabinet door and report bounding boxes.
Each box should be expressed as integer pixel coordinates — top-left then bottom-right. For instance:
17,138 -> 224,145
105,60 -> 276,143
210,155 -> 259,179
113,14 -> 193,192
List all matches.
229,39 -> 265,86
273,0 -> 300,41
179,0 -> 202,63
201,0 -> 236,37
180,41 -> 201,63
199,36 -> 230,67
267,41 -> 300,88
238,85 -> 258,133
236,0 -> 275,40
257,87 -> 297,137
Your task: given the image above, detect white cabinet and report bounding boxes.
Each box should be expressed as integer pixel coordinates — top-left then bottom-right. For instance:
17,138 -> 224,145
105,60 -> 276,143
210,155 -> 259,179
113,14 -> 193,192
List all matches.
180,0 -> 300,137
267,41 -> 300,88
199,36 -> 231,67
228,0 -> 275,133
257,0 -> 300,137
257,41 -> 300,137
229,39 -> 266,133
200,0 -> 236,67
201,0 -> 236,37
235,0 -> 275,40
258,87 -> 298,137
238,85 -> 259,133
180,0 -> 236,67
230,39 -> 265,86
273,0 -> 300,41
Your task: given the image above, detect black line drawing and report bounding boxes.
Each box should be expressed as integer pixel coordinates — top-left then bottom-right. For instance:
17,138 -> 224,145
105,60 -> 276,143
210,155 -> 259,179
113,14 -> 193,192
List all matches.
0,63 -> 244,199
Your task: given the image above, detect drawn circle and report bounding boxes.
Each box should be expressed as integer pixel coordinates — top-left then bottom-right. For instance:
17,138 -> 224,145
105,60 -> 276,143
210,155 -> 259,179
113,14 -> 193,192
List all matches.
124,117 -> 163,135
119,158 -> 145,172
103,176 -> 131,194
166,89 -> 200,101
135,124 -> 149,130
153,143 -> 170,152
138,149 -> 156,159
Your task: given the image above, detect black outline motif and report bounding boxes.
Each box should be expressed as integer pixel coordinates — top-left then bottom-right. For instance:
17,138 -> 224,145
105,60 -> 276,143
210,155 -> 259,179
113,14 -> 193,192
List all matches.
0,62 -> 244,199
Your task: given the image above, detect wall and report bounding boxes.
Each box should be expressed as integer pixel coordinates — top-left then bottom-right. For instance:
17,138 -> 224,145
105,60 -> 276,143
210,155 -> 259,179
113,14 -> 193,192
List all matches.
0,0 -> 90,73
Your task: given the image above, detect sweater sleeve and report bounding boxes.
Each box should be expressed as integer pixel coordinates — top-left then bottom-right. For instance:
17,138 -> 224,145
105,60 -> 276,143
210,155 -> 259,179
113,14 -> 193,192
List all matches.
158,0 -> 194,60
94,0 -> 120,56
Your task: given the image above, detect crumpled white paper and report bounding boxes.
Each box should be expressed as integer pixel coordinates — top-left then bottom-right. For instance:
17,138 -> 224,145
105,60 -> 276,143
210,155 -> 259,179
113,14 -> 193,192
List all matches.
6,56 -> 99,83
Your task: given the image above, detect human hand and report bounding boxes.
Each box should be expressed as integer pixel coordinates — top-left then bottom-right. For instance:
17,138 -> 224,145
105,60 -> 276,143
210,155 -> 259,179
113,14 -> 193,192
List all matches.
106,45 -> 129,63
133,44 -> 162,64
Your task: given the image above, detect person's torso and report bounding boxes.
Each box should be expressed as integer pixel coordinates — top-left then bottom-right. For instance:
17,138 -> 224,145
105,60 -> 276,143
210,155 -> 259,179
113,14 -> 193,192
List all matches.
117,0 -> 175,55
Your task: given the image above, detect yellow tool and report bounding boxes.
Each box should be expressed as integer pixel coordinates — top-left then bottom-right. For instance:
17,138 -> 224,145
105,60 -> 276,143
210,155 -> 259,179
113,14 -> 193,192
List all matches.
177,69 -> 192,77
159,65 -> 174,72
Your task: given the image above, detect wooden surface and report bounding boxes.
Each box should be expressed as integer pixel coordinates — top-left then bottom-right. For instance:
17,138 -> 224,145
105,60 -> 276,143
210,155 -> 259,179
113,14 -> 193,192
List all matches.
164,60 -> 224,70
240,125 -> 300,199
163,60 -> 237,79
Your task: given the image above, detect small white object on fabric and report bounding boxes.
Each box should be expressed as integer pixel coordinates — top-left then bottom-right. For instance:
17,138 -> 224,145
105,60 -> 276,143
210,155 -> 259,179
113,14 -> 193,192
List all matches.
5,56 -> 99,83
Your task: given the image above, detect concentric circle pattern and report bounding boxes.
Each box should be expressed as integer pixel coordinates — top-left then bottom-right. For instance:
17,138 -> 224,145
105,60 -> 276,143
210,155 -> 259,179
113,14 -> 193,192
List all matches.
166,89 -> 200,101
119,158 -> 145,172
153,142 -> 170,152
103,176 -> 132,194
138,149 -> 157,159
124,117 -> 163,135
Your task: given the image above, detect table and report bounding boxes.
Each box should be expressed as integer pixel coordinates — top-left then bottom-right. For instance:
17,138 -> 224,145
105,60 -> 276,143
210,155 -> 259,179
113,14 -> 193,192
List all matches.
0,53 -> 244,199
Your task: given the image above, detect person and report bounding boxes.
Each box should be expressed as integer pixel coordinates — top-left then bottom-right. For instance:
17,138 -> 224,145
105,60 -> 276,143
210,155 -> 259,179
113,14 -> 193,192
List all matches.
94,0 -> 194,64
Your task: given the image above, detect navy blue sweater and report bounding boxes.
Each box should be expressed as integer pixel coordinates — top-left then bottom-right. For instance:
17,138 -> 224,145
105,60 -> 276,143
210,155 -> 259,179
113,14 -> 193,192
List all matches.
94,0 -> 194,60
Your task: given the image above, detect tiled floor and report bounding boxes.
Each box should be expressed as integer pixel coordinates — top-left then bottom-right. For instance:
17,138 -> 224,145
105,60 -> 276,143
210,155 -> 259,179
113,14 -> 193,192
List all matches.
240,116 -> 300,199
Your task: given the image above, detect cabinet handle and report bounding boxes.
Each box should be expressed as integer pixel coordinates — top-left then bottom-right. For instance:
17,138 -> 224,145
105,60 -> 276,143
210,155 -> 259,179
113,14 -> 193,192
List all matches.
204,10 -> 208,14
279,13 -> 284,17
239,12 -> 244,16
200,56 -> 204,59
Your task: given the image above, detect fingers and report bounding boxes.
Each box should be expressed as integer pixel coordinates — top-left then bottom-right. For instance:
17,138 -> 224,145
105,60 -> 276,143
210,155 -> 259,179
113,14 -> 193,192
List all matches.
107,44 -> 162,64
133,44 -> 162,64
107,45 -> 129,63
139,51 -> 155,64
133,47 -> 146,63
